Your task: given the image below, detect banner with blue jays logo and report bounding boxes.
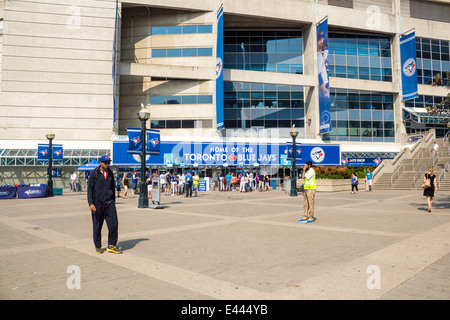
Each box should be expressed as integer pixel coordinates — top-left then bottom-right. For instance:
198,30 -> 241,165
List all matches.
285,143 -> 302,161
400,32 -> 418,101
317,18 -> 331,134
127,128 -> 160,155
127,128 -> 143,154
146,129 -> 161,155
37,144 -> 63,162
215,4 -> 224,130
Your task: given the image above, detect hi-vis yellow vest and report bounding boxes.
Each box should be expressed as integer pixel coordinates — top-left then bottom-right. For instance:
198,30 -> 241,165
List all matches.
304,168 -> 316,190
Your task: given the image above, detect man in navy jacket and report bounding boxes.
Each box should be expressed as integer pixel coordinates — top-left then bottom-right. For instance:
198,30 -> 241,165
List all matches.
87,155 -> 122,254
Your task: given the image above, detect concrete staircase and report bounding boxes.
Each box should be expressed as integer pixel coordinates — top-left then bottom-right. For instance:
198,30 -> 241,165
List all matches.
374,132 -> 450,191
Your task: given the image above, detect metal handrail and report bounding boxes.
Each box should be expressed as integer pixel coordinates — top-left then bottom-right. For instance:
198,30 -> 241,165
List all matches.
390,163 -> 404,186
392,150 -> 404,166
413,162 -> 427,186
411,150 -> 423,169
438,161 -> 449,189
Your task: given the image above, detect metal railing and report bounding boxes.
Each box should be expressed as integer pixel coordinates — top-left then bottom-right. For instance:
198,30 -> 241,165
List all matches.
411,150 -> 423,170
413,162 -> 427,186
438,160 -> 449,190
390,163 -> 404,186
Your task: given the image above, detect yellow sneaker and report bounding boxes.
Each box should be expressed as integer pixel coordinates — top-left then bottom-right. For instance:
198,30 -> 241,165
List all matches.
106,245 -> 123,254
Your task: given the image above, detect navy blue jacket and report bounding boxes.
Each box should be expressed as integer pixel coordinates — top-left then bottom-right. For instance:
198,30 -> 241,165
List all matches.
87,166 -> 115,205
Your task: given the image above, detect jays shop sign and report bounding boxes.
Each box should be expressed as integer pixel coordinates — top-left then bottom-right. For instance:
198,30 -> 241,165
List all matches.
113,142 -> 341,166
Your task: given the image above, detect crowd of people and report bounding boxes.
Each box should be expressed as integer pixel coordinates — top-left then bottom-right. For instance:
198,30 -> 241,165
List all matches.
114,169 -> 273,198
215,171 -> 271,192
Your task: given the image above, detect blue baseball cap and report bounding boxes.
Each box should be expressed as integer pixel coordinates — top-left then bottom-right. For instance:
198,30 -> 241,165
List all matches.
100,155 -> 111,162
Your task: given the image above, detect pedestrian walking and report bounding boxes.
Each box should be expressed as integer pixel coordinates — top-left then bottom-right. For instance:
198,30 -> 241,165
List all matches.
70,172 -> 77,192
298,161 -> 316,224
115,176 -> 121,198
193,171 -> 199,196
87,155 -> 122,254
132,171 -> 139,195
423,167 -> 438,213
185,170 -> 193,197
365,168 -> 373,192
432,141 -> 439,158
122,172 -> 129,199
351,173 -> 359,194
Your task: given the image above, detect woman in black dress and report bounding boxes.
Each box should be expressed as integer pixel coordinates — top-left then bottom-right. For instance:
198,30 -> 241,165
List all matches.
423,167 -> 438,212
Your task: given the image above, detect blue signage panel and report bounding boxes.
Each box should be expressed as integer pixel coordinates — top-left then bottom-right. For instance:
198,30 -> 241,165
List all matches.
400,32 -> 418,101
215,5 -> 224,130
37,144 -> 63,162
127,128 -> 160,155
317,18 -> 331,134
341,157 -> 391,166
113,141 -> 341,166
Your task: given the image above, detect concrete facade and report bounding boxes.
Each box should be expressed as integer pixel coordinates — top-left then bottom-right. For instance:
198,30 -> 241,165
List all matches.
0,0 -> 449,157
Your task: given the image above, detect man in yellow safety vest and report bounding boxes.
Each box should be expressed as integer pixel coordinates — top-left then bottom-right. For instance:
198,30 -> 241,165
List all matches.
298,161 -> 316,224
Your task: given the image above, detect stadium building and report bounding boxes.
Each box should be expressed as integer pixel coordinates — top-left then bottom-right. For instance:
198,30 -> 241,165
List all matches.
0,0 -> 449,186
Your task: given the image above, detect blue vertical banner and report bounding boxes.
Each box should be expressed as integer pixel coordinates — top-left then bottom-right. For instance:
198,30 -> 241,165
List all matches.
216,4 -> 224,130
317,18 -> 331,134
112,0 -> 119,129
146,129 -> 161,155
400,32 -> 418,101
37,144 -> 63,162
127,128 -> 161,155
127,128 -> 142,154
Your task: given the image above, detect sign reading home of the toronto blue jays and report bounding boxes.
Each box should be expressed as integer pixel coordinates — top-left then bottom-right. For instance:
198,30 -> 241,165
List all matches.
400,31 -> 418,101
37,144 -> 63,162
113,141 -> 341,166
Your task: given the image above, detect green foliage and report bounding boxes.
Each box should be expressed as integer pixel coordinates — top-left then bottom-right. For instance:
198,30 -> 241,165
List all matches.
314,166 -> 376,179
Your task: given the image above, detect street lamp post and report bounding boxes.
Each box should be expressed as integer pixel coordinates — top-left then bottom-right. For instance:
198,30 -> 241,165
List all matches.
290,126 -> 298,197
137,105 -> 151,208
46,132 -> 55,197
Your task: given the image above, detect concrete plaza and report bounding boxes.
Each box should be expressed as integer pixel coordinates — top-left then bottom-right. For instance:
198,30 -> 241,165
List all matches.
0,187 -> 449,300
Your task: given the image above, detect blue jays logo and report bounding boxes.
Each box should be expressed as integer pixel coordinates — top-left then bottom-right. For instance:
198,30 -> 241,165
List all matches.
374,157 -> 382,165
403,58 -> 416,77
342,158 -> 348,165
216,57 -> 223,79
54,150 -> 62,157
39,149 -> 48,156
25,189 -> 41,196
131,136 -> 141,146
149,138 -> 159,147
310,147 -> 325,163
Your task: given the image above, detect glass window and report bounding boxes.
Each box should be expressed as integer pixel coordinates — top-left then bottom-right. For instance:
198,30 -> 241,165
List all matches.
328,33 -> 392,82
167,26 -> 182,34
151,120 -> 166,129
198,25 -> 213,33
181,96 -> 197,104
152,49 -> 166,58
152,26 -> 167,35
197,95 -> 213,104
166,120 -> 181,128
182,120 -> 195,128
167,96 -> 181,104
151,96 -> 166,105
197,48 -> 213,56
167,49 -> 182,57
182,25 -> 197,34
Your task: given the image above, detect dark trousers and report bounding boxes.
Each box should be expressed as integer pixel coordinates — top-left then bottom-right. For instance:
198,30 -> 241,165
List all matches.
185,183 -> 192,197
91,201 -> 118,248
